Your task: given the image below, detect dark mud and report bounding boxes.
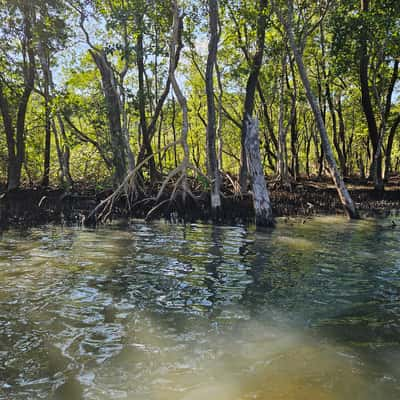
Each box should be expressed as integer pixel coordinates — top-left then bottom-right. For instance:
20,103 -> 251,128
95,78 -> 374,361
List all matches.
1,179 -> 400,228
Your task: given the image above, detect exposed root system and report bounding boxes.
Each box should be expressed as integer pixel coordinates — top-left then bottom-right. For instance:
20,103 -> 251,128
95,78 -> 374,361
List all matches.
2,177 -> 400,228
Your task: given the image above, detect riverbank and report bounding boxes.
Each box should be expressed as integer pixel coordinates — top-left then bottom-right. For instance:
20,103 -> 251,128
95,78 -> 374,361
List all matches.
1,177 -> 400,227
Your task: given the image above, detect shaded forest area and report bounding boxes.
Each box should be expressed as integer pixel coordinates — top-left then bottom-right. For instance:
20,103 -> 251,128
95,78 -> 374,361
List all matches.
0,0 -> 400,226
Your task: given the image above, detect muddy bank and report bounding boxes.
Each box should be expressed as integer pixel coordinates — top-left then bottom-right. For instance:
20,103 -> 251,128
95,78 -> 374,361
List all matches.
1,179 -> 400,227
0,188 -> 98,227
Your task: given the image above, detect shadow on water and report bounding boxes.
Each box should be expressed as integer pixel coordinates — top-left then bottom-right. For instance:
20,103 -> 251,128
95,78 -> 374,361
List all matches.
0,217 -> 400,399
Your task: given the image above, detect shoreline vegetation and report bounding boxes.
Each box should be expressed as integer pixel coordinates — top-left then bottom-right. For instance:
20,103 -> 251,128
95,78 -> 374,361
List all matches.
1,176 -> 400,228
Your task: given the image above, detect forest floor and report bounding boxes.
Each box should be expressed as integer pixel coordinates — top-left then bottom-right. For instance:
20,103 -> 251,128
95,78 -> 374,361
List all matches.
1,176 -> 400,227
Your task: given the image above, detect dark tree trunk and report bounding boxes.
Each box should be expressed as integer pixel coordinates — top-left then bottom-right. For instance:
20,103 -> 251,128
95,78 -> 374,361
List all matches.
277,55 -> 289,182
136,15 -> 183,183
305,118 -> 312,178
52,116 -> 73,188
90,50 -> 127,185
337,96 -> 347,176
42,97 -> 51,187
136,31 -> 158,183
385,115 -> 400,180
206,0 -> 221,214
239,0 -> 268,192
378,60 -> 399,182
0,6 -> 35,190
290,108 -> 299,180
0,85 -> 18,190
328,93 -> 346,176
359,0 -> 382,184
39,43 -> 51,187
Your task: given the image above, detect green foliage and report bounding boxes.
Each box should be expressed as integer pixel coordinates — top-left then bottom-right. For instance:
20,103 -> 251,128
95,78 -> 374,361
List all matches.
0,0 -> 399,187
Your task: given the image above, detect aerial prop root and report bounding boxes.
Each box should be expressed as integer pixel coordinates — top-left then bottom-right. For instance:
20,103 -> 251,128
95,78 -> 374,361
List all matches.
87,140 -> 180,224
145,159 -> 211,221
87,140 -> 211,224
221,172 -> 241,197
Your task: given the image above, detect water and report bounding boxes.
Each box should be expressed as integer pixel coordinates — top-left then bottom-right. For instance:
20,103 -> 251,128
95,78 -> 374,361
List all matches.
0,216 -> 400,399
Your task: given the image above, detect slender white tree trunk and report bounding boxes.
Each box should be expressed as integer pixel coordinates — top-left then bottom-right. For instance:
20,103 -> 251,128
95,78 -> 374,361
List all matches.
278,2 -> 358,219
278,55 -> 289,182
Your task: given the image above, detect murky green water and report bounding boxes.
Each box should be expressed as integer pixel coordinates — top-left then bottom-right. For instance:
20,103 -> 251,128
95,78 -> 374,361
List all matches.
1,216 -> 400,399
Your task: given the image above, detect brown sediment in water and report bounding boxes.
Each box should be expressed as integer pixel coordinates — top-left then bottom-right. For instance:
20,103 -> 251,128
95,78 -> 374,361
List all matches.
1,177 -> 400,227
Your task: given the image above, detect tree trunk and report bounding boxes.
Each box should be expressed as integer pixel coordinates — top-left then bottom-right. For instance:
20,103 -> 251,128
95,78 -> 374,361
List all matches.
171,97 -> 178,168
374,60 -> 399,187
170,0 -> 190,200
290,107 -> 299,180
52,118 -> 67,186
15,13 -> 35,190
136,31 -> 159,183
245,117 -> 274,227
319,18 -> 347,177
43,49 -> 74,188
337,96 -> 348,176
206,0 -> 221,214
358,155 -> 366,180
38,43 -> 51,187
216,54 -> 224,171
326,86 -> 347,176
90,50 -> 127,185
359,0 -> 382,184
0,6 -> 35,190
277,55 -> 289,182
136,14 -> 183,183
304,116 -> 312,177
239,0 -> 268,192
384,115 -> 400,180
42,96 -> 51,187
0,84 -> 18,190
281,2 -> 358,219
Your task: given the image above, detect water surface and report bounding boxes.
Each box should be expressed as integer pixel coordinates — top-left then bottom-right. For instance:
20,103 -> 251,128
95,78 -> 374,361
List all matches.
0,216 -> 400,399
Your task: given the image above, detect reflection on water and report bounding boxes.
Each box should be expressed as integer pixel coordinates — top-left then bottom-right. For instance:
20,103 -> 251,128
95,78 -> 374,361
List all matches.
0,217 -> 400,399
